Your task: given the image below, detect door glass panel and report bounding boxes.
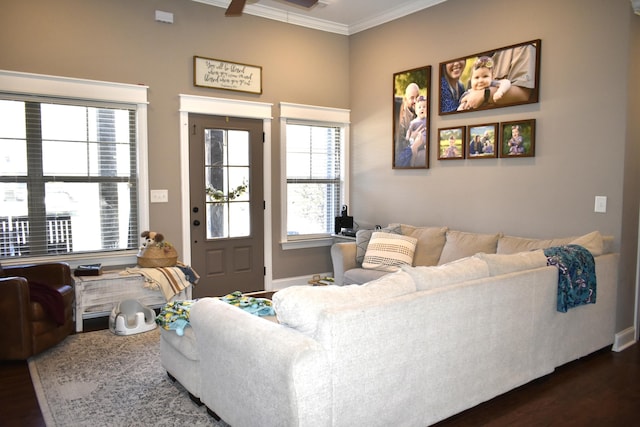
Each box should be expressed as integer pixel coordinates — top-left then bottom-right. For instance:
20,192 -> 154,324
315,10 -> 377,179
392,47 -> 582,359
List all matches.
204,128 -> 250,239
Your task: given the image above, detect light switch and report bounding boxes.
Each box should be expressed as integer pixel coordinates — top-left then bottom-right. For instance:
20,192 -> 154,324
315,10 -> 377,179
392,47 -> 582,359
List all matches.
150,189 -> 169,203
594,196 -> 607,213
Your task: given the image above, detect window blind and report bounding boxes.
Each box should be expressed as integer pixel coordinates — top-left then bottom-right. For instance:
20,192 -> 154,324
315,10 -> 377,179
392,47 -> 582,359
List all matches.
0,97 -> 139,258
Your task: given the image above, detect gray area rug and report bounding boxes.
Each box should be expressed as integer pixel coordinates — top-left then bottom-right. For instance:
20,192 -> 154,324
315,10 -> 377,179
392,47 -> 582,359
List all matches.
28,328 -> 225,426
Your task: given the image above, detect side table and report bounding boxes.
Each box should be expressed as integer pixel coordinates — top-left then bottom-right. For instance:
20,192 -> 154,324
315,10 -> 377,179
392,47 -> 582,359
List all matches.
74,270 -> 191,332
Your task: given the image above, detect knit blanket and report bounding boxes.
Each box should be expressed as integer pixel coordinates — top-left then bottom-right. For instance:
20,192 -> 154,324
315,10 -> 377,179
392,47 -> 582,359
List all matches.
156,292 -> 274,336
544,244 -> 596,312
121,263 -> 199,300
156,299 -> 196,336
220,291 -> 275,316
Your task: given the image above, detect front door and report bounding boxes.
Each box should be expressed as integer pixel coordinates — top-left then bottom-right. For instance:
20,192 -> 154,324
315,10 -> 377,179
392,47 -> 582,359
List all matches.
188,114 -> 264,297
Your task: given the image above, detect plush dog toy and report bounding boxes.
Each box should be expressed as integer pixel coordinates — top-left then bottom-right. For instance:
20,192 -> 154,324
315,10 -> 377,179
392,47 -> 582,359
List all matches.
137,230 -> 178,267
140,230 -> 166,250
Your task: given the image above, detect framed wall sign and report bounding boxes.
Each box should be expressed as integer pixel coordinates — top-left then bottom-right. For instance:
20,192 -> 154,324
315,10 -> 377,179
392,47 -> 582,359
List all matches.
500,119 -> 536,157
194,56 -> 262,94
393,65 -> 431,169
438,39 -> 541,115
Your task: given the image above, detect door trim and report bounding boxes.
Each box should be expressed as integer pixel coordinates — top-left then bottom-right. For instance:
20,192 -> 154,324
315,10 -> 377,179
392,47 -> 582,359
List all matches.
179,94 -> 274,290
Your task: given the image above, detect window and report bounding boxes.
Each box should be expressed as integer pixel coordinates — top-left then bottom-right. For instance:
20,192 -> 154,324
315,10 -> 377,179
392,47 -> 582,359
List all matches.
280,102 -> 350,248
0,70 -> 148,264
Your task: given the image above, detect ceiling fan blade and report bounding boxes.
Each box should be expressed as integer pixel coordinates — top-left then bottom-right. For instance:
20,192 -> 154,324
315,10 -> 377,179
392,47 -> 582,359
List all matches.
225,0 -> 246,16
284,0 -> 318,7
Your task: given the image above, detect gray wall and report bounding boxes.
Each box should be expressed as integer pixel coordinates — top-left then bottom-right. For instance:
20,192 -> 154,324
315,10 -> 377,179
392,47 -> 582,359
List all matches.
348,0 -> 638,334
1,0 -> 638,333
0,0 -> 349,279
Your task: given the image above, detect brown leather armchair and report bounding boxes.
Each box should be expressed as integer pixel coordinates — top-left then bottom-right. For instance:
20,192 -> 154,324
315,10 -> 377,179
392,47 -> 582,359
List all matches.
0,262 -> 75,360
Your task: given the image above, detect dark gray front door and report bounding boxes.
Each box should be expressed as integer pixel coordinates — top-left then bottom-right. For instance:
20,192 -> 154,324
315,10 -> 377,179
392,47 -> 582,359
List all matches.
188,114 -> 264,297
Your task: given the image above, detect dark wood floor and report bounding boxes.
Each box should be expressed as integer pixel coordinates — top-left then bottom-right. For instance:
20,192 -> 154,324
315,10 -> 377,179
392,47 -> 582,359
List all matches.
1,319 -> 638,427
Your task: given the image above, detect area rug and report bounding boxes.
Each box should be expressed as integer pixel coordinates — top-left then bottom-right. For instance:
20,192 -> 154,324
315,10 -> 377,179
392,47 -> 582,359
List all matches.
28,328 -> 228,426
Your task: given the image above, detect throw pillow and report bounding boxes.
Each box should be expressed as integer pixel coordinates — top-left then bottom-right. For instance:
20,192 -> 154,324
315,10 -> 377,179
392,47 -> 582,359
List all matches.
355,224 -> 401,265
474,250 -> 548,276
362,232 -> 418,272
570,231 -> 604,257
437,230 -> 501,265
496,231 -> 603,256
402,256 -> 490,291
398,225 -> 448,267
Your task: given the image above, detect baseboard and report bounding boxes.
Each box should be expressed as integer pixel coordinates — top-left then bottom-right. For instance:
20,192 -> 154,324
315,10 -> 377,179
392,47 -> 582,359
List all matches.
267,272 -> 333,291
612,326 -> 637,352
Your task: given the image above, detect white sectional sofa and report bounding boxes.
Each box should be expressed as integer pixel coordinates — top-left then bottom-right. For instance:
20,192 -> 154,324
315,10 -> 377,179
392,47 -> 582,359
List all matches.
185,226 -> 618,427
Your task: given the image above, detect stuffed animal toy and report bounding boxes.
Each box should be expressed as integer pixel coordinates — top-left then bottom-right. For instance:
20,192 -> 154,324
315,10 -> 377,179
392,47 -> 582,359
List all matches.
137,230 -> 178,267
140,230 -> 166,250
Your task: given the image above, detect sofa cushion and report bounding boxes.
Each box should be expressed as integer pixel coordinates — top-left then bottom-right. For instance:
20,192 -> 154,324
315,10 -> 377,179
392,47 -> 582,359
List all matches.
474,250 -> 548,276
437,230 -> 501,265
397,224 -> 448,267
273,270 -> 417,338
343,268 -> 388,285
355,224 -> 401,265
402,256 -> 490,291
497,231 -> 603,256
362,232 -> 418,272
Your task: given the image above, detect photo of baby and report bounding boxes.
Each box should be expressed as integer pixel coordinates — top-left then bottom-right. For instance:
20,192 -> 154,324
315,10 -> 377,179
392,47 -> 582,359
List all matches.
500,119 -> 536,158
438,127 -> 464,160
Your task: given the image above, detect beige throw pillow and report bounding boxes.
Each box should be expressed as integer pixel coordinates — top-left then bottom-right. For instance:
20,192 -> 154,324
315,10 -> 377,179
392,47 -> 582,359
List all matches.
362,232 -> 418,272
397,224 -> 448,267
355,224 -> 401,265
496,231 -> 603,256
437,230 -> 501,265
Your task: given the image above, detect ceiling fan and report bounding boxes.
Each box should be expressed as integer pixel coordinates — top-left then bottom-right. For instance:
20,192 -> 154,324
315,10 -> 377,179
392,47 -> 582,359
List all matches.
226,0 -> 319,17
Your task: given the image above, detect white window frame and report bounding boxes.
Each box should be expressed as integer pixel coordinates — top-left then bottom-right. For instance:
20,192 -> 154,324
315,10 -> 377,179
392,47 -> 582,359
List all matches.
279,102 -> 350,250
0,69 -> 149,267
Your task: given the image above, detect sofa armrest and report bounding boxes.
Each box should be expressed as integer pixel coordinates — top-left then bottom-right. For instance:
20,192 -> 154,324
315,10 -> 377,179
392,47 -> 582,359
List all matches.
330,242 -> 358,285
190,298 -> 331,427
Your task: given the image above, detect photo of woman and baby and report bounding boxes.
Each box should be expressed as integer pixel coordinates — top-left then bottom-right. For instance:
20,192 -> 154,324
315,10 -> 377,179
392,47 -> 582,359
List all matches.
439,40 -> 540,115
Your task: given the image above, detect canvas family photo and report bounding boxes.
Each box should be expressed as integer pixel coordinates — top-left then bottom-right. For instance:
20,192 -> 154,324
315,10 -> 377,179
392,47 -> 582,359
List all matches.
393,66 -> 431,169
439,39 -> 540,115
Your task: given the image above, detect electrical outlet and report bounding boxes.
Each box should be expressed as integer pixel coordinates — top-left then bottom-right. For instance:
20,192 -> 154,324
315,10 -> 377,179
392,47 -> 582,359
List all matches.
594,196 -> 607,213
150,189 -> 168,203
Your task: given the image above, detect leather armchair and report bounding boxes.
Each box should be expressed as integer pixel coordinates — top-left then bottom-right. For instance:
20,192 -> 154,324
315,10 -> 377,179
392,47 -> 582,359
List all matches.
0,262 -> 75,360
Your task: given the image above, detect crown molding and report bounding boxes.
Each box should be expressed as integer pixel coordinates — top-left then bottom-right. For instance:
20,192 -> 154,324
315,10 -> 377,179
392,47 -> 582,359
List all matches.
193,0 -> 446,35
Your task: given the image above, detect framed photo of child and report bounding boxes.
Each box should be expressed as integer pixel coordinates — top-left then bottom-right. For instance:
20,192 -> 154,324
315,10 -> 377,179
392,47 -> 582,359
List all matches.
393,65 -> 431,169
438,39 -> 541,115
437,126 -> 465,160
500,119 -> 536,158
466,123 -> 498,159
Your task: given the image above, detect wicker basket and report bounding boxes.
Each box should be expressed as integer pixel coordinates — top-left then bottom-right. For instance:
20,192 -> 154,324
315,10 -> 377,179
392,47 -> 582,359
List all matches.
137,246 -> 178,268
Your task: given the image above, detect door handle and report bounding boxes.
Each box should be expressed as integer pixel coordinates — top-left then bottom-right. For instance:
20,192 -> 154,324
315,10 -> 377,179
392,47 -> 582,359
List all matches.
193,220 -> 200,226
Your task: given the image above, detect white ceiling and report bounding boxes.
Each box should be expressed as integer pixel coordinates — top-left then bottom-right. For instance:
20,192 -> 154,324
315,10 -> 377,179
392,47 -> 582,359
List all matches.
193,0 -> 447,35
